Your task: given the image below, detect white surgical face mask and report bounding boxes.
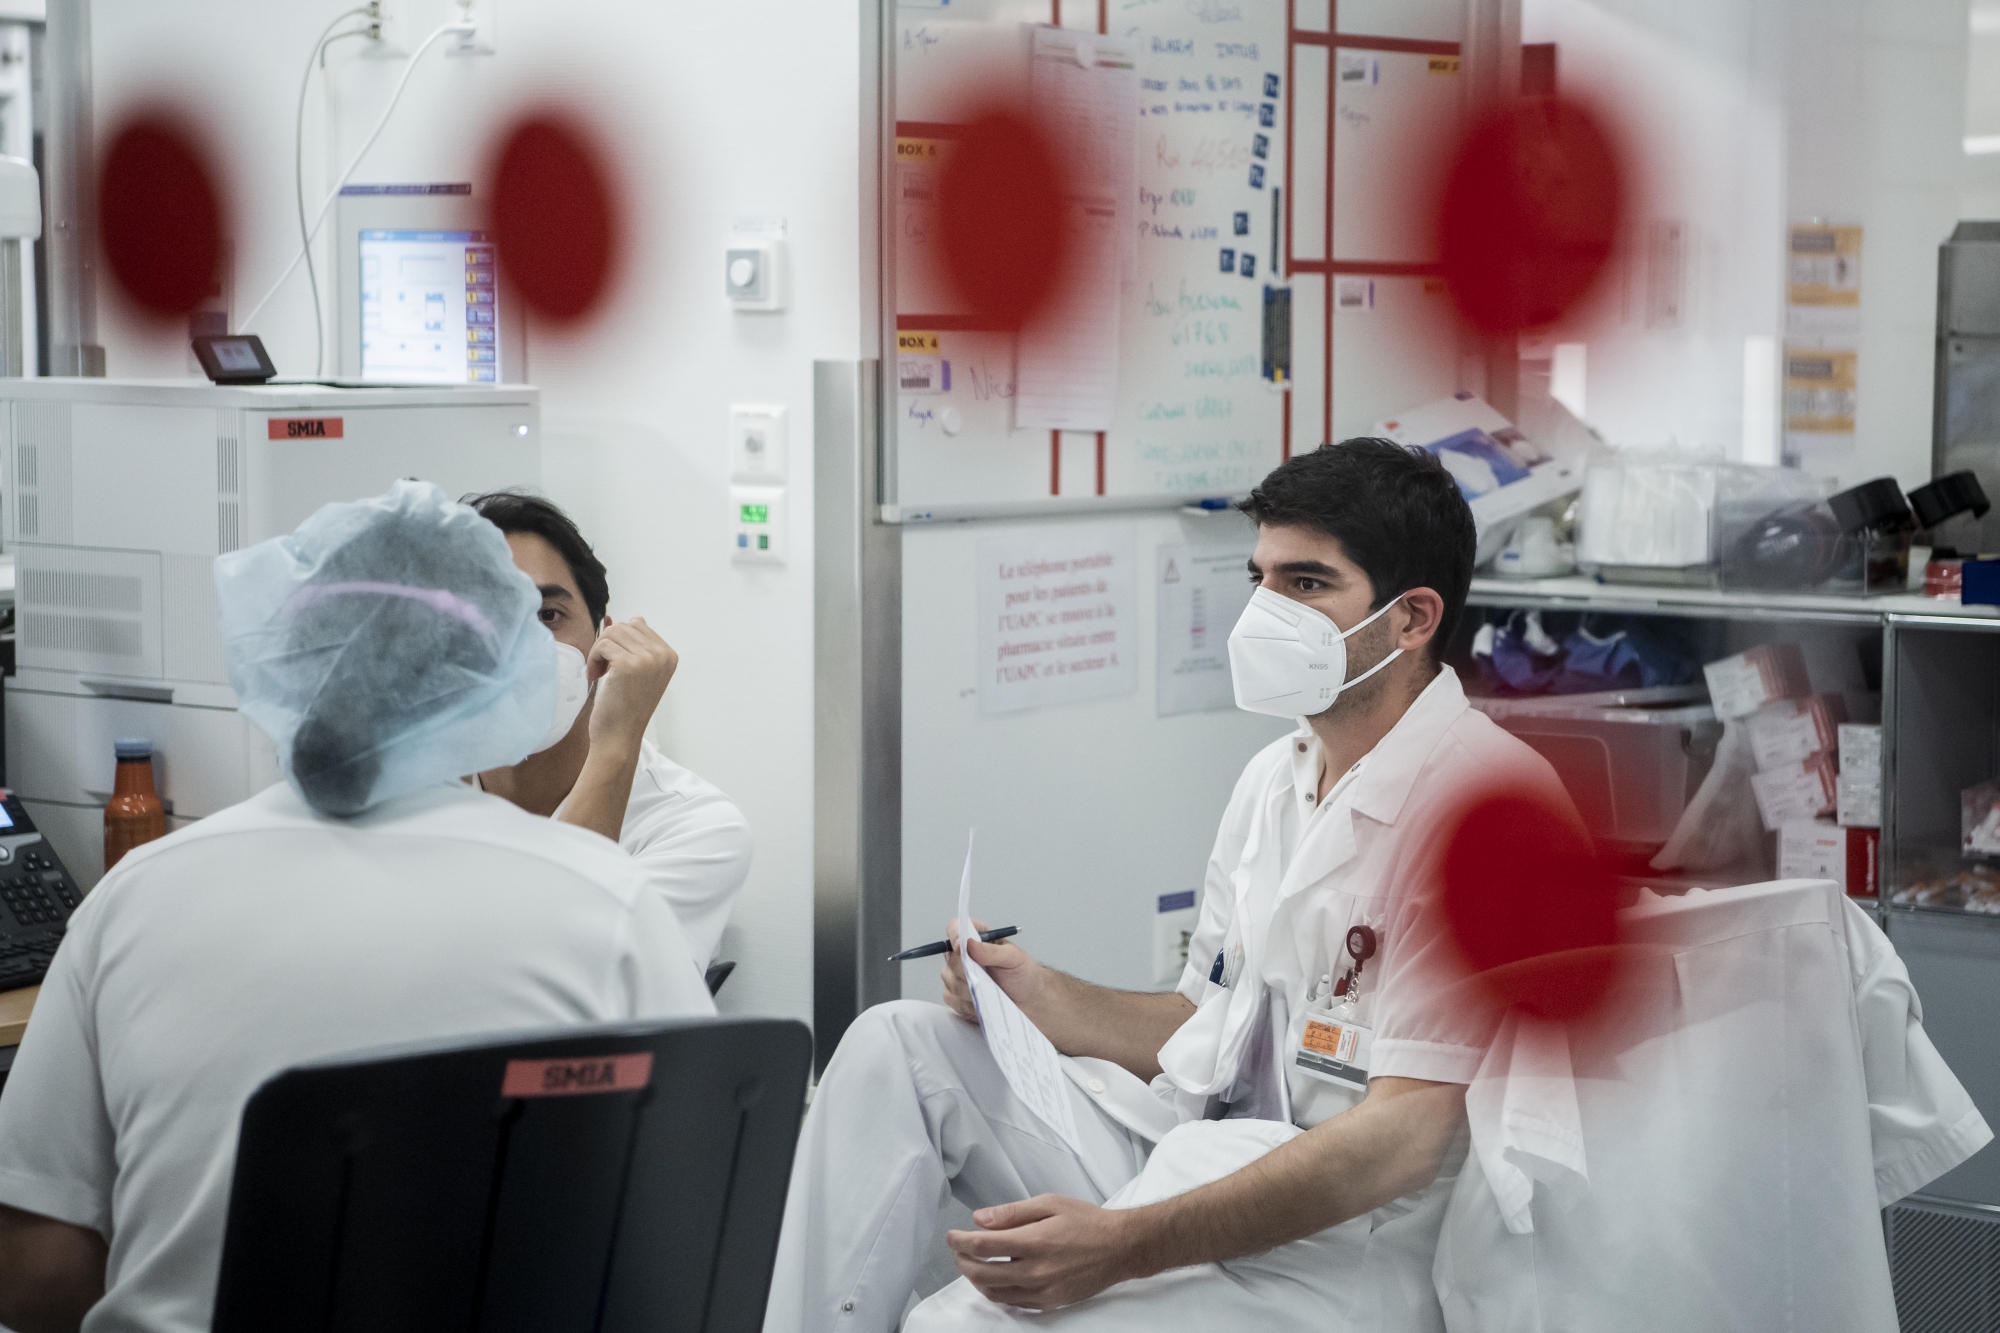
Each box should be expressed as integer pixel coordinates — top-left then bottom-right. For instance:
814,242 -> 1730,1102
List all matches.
533,641 -> 590,753
1227,586 -> 1405,718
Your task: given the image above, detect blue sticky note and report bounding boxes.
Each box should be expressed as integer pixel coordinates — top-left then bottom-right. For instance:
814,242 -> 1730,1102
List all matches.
1220,248 -> 1236,272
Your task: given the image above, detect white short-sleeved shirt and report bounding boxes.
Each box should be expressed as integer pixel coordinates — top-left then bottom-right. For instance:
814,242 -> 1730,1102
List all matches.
1165,666 -> 1579,1129
0,780 -> 715,1333
554,739 -> 752,966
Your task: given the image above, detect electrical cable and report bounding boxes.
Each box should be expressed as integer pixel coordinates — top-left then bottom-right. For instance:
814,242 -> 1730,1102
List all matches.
241,18 -> 476,346
294,7 -> 370,377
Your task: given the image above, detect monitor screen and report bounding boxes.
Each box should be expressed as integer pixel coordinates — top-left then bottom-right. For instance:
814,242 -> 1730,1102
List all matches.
0,803 -> 16,831
211,338 -> 265,372
358,230 -> 500,384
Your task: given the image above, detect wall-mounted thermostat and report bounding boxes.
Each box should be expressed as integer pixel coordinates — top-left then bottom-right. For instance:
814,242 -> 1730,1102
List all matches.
726,221 -> 786,312
730,484 -> 787,564
729,404 -> 788,483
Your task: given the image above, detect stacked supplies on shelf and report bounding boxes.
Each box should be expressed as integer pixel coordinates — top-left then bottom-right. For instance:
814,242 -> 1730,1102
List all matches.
1685,643 -> 1875,895
1760,704 -> 1880,900
1745,694 -> 1846,827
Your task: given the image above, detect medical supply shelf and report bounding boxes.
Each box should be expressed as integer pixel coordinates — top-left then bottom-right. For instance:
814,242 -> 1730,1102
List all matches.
1469,574 -> 2000,627
1468,576 -> 2000,1210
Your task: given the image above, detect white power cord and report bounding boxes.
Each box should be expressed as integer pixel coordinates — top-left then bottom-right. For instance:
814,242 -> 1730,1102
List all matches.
240,18 -> 477,351
294,7 -> 371,377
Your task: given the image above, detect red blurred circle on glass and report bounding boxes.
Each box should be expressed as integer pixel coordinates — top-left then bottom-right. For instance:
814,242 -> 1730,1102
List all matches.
99,114 -> 224,318
1437,98 -> 1624,335
1442,792 -> 1619,1021
936,110 -> 1069,332
489,115 -> 619,324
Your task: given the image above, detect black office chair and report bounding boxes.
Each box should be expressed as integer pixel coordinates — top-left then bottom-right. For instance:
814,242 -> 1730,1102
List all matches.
211,1016 -> 811,1333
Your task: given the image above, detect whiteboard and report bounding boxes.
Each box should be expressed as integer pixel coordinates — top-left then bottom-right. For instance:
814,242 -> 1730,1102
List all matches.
900,510 -> 1290,1002
892,3 -> 1290,516
1329,49 -> 1462,264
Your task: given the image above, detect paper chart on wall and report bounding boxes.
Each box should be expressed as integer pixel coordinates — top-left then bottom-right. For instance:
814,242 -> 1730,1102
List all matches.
889,6 -> 1288,509
976,522 -> 1138,715
955,830 -> 1084,1156
1156,540 -> 1255,717
1014,28 -> 1138,432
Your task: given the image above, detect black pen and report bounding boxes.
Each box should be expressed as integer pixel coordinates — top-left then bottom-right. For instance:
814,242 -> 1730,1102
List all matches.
887,926 -> 1019,963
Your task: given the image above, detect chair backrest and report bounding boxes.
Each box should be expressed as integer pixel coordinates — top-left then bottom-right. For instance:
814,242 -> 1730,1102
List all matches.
211,1016 -> 811,1333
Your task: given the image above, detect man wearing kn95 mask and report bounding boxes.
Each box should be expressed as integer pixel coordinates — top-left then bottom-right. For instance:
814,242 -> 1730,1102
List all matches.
463,491 -> 752,968
765,438 -> 1580,1333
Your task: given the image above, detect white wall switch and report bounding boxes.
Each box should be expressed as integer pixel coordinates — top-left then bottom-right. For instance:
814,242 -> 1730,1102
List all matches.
729,404 -> 788,483
730,484 -> 787,563
725,237 -> 785,311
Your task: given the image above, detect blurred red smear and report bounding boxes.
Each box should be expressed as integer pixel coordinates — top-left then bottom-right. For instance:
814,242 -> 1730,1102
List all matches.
1443,792 -> 1621,1021
935,106 -> 1070,332
1436,97 -> 1625,336
99,112 -> 225,319
488,113 -> 620,325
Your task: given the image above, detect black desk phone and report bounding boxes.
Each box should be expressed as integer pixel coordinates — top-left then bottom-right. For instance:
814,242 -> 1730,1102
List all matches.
0,792 -> 83,990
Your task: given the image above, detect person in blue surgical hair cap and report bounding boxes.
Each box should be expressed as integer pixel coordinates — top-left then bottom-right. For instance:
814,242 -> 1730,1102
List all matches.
0,478 -> 711,1333
216,478 -> 559,816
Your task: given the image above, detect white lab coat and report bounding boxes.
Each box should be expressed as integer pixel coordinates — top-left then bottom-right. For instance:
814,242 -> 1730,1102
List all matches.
0,781 -> 714,1333
480,738 -> 752,965
1432,879 -> 1992,1333
554,738 -> 752,965
904,669 -> 1580,1332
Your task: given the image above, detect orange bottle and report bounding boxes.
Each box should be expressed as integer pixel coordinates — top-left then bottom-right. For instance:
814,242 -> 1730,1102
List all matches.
104,738 -> 167,871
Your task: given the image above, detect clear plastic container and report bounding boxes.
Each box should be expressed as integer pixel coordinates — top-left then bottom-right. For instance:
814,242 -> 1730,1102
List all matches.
1469,696 -> 1722,851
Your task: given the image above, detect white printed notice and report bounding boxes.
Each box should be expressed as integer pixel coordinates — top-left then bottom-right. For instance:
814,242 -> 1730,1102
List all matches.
1014,28 -> 1138,432
977,523 -> 1138,715
1156,541 -> 1255,717
955,831 -> 1083,1155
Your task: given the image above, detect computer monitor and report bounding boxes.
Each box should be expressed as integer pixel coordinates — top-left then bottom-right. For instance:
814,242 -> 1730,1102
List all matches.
357,230 -> 500,384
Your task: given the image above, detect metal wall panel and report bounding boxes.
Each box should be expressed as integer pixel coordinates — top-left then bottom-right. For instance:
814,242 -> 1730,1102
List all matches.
813,359 -> 900,1072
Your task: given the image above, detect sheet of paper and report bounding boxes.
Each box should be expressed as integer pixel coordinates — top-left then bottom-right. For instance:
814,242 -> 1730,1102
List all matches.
1014,28 -> 1137,432
954,831 -> 1083,1156
1156,540 -> 1256,717
976,522 -> 1138,716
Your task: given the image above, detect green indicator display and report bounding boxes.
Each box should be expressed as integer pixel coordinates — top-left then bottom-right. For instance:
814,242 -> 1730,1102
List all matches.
739,504 -> 770,524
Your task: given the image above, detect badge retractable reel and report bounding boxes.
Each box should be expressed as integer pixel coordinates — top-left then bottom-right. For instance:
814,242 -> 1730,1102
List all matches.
1292,924 -> 1378,1093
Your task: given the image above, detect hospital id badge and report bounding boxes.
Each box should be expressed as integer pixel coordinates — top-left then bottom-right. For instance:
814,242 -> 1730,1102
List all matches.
1293,1012 -> 1372,1090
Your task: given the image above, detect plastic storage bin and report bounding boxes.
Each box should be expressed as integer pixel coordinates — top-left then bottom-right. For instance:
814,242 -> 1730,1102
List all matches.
1469,690 -> 1721,852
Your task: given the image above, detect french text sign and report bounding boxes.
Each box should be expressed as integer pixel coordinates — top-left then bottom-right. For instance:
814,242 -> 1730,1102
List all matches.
977,523 -> 1137,715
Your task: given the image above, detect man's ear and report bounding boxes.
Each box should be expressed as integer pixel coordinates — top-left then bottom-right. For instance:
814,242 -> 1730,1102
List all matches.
1398,587 -> 1445,650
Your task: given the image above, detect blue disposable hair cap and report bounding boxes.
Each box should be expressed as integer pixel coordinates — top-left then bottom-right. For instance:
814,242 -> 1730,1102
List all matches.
214,479 -> 557,817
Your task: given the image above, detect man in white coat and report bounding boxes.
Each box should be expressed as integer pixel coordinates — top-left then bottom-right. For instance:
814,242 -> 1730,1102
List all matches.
465,492 -> 753,967
0,483 -> 715,1333
765,439 -> 1579,1331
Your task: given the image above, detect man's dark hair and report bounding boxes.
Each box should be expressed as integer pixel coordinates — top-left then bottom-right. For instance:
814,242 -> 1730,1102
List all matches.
462,491 -> 610,628
1237,438 -> 1476,663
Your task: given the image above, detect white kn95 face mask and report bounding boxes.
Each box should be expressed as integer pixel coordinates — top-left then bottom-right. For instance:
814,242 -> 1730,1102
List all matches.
1227,585 -> 1406,718
533,640 -> 591,753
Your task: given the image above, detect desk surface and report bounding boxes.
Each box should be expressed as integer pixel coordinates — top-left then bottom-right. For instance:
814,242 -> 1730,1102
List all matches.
0,986 -> 38,1047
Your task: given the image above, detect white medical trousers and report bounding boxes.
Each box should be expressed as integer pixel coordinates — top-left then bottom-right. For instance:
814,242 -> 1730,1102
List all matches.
761,1000 -> 1152,1333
